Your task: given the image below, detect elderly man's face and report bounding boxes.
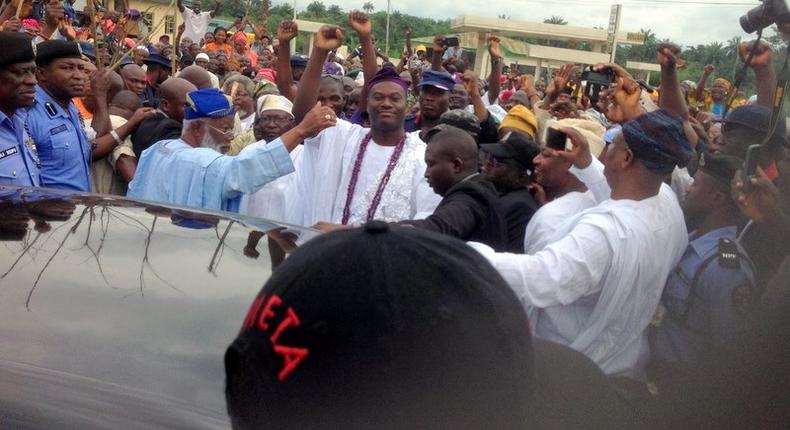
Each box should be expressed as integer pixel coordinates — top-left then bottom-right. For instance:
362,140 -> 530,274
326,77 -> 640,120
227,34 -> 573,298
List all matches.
202,116 -> 236,153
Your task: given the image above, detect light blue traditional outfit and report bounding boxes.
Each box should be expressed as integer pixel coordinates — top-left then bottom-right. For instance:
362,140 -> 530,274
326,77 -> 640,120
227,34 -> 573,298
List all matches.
128,88 -> 294,212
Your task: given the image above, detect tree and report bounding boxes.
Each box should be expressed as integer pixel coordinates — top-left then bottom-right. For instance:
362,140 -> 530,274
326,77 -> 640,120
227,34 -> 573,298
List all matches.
543,15 -> 568,25
362,2 -> 374,13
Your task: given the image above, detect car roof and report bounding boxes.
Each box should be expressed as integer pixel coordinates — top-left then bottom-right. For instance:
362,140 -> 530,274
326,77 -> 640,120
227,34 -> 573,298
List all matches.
0,186 -> 316,428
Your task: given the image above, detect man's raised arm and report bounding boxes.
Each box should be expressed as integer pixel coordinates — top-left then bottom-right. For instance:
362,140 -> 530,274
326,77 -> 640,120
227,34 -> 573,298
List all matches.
291,25 -> 344,123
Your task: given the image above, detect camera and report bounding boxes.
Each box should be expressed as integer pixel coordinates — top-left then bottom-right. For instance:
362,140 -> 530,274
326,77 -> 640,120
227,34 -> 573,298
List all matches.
740,0 -> 790,34
580,67 -> 614,102
443,36 -> 460,48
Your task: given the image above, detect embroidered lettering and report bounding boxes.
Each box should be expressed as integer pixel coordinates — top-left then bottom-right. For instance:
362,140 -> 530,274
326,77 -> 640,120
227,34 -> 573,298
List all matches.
49,124 -> 67,136
257,295 -> 282,331
274,345 -> 309,381
270,307 -> 300,344
0,146 -> 18,160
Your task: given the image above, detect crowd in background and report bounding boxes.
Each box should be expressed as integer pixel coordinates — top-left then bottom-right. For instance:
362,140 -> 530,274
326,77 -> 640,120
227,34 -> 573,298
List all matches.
0,0 -> 788,428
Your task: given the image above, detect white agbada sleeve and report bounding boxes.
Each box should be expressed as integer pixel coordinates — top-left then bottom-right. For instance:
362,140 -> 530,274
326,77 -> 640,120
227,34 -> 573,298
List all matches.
569,157 -> 611,204
467,217 -> 613,308
210,138 -> 294,199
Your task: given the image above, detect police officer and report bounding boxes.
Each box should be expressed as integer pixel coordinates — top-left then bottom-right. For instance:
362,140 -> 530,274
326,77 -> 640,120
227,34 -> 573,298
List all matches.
649,152 -> 755,386
26,40 -> 91,191
0,32 -> 40,187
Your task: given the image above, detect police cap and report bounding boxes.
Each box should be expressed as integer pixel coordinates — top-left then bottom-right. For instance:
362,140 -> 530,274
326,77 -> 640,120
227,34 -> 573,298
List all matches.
0,32 -> 35,68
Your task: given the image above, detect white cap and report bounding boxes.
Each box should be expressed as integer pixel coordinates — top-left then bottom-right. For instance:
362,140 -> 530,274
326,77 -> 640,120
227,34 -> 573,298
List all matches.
257,95 -> 294,118
196,52 -> 210,61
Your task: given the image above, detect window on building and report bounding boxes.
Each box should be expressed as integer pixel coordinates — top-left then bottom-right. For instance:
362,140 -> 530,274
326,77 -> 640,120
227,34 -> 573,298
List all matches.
142,12 -> 154,35
165,15 -> 175,35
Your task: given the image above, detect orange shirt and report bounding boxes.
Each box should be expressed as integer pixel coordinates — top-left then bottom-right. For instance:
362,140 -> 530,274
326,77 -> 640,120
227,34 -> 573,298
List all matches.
204,42 -> 232,58
73,97 -> 93,121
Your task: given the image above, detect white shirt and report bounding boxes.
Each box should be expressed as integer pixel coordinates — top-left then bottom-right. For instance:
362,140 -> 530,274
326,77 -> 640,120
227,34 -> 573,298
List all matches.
523,190 -> 597,255
469,159 -> 688,378
284,119 -> 440,226
240,145 -> 304,224
239,113 -> 256,131
181,7 -> 212,45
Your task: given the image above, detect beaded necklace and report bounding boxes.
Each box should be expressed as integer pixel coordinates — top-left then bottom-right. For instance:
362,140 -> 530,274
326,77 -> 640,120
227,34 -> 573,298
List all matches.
341,132 -> 407,224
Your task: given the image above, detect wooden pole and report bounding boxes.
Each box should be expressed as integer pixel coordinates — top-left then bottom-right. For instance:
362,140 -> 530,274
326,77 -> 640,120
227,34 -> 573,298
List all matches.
171,0 -> 177,74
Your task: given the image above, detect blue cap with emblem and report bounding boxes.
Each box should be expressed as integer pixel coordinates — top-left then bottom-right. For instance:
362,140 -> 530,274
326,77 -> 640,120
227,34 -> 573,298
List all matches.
77,42 -> 95,61
418,70 -> 456,91
184,88 -> 235,120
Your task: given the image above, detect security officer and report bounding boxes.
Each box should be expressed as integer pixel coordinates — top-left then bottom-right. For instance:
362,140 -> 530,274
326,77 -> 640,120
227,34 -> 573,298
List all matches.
649,152 -> 755,386
26,40 -> 91,191
0,32 -> 40,187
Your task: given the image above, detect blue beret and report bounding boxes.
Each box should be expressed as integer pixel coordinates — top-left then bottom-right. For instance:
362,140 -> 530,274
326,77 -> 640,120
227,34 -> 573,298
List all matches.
185,88 -> 235,120
77,42 -> 95,61
622,109 -> 693,175
418,70 -> 456,91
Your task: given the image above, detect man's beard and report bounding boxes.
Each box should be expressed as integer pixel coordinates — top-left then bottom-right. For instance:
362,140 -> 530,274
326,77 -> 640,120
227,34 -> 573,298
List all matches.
201,132 -> 229,154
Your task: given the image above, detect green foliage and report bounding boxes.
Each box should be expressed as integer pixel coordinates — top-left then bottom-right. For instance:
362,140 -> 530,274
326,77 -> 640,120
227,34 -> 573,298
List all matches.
214,3 -> 787,97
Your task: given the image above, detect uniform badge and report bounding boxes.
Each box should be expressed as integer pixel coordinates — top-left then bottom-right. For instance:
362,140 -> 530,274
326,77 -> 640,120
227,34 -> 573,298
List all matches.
31,40 -> 37,56
44,102 -> 57,117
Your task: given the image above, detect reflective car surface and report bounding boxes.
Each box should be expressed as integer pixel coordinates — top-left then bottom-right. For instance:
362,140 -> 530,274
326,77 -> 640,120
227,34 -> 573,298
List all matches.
0,186 -> 317,429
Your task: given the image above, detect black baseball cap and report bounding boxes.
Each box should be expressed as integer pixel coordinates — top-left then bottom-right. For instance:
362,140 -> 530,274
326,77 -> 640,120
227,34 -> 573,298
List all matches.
480,131 -> 540,172
724,104 -> 789,147
697,151 -> 742,185
225,222 -> 535,429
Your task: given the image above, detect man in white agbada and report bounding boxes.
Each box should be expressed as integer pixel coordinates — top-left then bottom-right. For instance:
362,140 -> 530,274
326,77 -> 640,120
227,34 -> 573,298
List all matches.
283,15 -> 440,230
239,95 -> 300,222
128,88 -> 337,212
469,110 -> 694,379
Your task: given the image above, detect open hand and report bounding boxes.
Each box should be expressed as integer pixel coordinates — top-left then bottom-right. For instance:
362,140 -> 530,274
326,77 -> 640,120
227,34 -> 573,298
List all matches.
731,166 -> 784,224
130,107 -> 157,125
44,0 -> 65,27
553,126 -> 593,169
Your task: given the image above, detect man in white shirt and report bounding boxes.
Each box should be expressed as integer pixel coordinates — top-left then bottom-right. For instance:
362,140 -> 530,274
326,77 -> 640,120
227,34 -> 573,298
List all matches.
178,0 -> 221,45
525,138 -> 596,254
286,14 -> 440,229
469,110 -> 694,379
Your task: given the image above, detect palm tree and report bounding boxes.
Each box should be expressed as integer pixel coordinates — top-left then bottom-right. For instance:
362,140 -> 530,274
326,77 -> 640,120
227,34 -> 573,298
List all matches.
544,15 -> 568,25
362,2 -> 374,13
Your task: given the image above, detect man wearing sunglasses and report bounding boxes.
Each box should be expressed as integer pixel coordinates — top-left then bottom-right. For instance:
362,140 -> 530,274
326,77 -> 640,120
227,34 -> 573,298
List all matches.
479,131 -> 540,253
129,88 -> 336,213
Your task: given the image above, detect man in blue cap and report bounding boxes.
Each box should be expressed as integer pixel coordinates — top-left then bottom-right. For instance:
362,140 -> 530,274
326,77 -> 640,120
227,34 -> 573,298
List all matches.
405,69 -> 456,137
26,40 -> 92,191
128,88 -> 337,212
0,32 -> 40,187
470,109 -> 694,382
141,51 -> 172,108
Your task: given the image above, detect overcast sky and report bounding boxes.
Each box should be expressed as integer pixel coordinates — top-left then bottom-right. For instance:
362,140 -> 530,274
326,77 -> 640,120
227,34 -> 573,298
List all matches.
285,0 -> 764,47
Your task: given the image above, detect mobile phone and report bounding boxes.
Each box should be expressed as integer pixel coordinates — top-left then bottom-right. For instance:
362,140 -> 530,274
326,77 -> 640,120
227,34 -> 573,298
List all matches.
580,67 -> 614,102
545,127 -> 568,151
444,36 -> 460,47
742,144 -> 761,193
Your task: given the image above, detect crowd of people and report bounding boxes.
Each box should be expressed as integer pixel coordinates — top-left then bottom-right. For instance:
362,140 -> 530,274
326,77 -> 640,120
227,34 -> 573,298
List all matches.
0,0 -> 788,428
